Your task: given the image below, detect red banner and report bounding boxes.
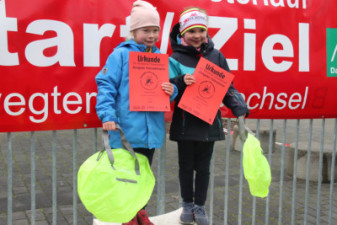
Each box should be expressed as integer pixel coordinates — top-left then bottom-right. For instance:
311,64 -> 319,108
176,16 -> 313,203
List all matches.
1,0 -> 337,132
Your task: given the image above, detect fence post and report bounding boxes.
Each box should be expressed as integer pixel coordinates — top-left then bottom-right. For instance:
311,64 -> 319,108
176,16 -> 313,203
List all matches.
7,132 -> 13,225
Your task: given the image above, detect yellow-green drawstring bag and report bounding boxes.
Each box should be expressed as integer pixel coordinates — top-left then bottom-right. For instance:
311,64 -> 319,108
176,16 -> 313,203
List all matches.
243,133 -> 271,198
77,128 -> 155,223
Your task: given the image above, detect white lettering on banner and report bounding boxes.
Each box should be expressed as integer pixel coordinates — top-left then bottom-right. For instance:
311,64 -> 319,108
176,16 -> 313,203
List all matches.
243,86 -> 308,110
0,0 -> 19,66
244,19 -> 256,71
262,34 -> 294,72
208,16 -> 238,70
159,12 -> 175,54
0,86 -> 97,123
0,1 -> 310,72
1,85 -> 310,124
25,20 -> 75,67
84,23 -> 116,67
331,67 -> 337,74
120,16 -> 130,38
331,44 -> 337,62
270,0 -> 284,7
208,16 -> 309,72
4,93 -> 26,116
63,92 -> 82,114
51,86 -> 61,114
212,0 -> 306,9
28,93 -> 48,123
86,92 -> 97,113
299,23 -> 309,71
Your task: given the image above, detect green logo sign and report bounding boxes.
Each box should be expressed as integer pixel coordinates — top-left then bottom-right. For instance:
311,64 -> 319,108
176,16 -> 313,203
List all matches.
327,28 -> 337,77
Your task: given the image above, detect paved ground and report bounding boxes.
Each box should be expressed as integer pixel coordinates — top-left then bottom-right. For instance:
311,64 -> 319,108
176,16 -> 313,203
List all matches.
0,119 -> 336,225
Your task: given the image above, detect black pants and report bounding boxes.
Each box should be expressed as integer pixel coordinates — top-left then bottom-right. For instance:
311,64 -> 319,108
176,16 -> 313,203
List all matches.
134,148 -> 155,165
177,140 -> 214,206
134,148 -> 155,210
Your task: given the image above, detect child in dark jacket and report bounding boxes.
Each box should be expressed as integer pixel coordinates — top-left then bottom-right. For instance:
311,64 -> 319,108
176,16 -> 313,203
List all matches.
95,1 -> 177,224
169,7 -> 249,225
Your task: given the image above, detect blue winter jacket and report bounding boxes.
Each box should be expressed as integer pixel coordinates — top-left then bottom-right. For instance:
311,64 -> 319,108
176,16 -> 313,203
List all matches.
95,39 -> 177,149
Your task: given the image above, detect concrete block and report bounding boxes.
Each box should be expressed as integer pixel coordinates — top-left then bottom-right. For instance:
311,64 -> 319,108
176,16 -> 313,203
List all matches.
230,125 -> 276,154
93,208 -> 183,225
287,142 -> 337,182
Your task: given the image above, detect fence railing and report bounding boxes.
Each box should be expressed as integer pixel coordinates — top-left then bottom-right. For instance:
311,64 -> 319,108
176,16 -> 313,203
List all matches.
0,118 -> 336,225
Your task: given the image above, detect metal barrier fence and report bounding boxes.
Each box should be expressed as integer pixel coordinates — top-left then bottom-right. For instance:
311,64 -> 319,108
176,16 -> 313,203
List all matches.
0,118 -> 336,225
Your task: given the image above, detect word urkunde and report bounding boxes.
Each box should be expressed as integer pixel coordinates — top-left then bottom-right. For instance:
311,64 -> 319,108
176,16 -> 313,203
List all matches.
138,55 -> 160,63
205,64 -> 225,79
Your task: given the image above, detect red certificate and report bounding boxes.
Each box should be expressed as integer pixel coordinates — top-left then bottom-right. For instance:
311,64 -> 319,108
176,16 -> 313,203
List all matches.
178,57 -> 234,124
129,52 -> 170,111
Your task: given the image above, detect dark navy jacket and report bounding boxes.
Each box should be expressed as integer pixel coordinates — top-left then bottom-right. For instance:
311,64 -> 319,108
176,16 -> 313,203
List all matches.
169,23 -> 249,142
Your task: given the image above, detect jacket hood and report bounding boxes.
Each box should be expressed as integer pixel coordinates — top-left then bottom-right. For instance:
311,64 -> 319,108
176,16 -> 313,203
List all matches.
169,23 -> 214,56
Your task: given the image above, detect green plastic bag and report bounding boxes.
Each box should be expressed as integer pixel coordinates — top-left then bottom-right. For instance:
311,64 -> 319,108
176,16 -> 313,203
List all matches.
77,130 -> 155,223
243,133 -> 271,198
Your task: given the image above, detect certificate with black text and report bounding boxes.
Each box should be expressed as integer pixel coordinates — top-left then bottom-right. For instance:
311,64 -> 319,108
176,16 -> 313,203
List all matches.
129,52 -> 170,111
178,57 -> 234,124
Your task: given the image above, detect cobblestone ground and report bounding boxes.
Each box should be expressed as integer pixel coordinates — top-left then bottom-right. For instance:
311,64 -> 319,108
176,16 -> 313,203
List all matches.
0,119 -> 336,225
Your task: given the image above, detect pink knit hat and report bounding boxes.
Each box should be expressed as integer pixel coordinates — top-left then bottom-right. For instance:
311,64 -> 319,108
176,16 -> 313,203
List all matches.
130,0 -> 160,31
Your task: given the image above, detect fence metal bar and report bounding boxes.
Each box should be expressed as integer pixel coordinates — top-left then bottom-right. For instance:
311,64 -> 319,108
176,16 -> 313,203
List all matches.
278,119 -> 287,225
255,119 -> 261,138
157,134 -> 166,215
328,119 -> 337,225
52,130 -> 57,225
3,119 -> 337,224
251,119 -> 260,225
316,118 -> 325,224
291,119 -> 300,225
223,118 -> 231,225
92,128 -> 98,221
209,147 -> 215,225
265,119 -> 274,225
7,132 -> 13,225
304,119 -> 313,225
238,122 -> 244,225
73,129 -> 78,225
30,131 -> 36,225
93,128 -> 98,154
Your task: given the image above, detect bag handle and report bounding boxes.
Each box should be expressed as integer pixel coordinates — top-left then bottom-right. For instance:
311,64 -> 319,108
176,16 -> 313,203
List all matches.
102,126 -> 140,175
238,116 -> 255,143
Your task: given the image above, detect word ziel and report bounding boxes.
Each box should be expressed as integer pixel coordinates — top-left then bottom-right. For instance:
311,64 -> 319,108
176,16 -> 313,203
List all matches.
208,17 -> 309,72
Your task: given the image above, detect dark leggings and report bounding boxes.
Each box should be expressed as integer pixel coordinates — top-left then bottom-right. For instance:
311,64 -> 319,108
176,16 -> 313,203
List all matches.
133,148 -> 155,210
133,148 -> 155,165
177,140 -> 214,206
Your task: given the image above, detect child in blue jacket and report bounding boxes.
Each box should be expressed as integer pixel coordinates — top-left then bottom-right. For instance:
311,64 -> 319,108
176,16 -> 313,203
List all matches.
95,1 -> 177,224
169,7 -> 249,225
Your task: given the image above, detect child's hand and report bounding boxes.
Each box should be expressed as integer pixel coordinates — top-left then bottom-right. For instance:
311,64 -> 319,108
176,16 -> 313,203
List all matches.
184,74 -> 195,85
161,82 -> 174,96
103,121 -> 117,131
